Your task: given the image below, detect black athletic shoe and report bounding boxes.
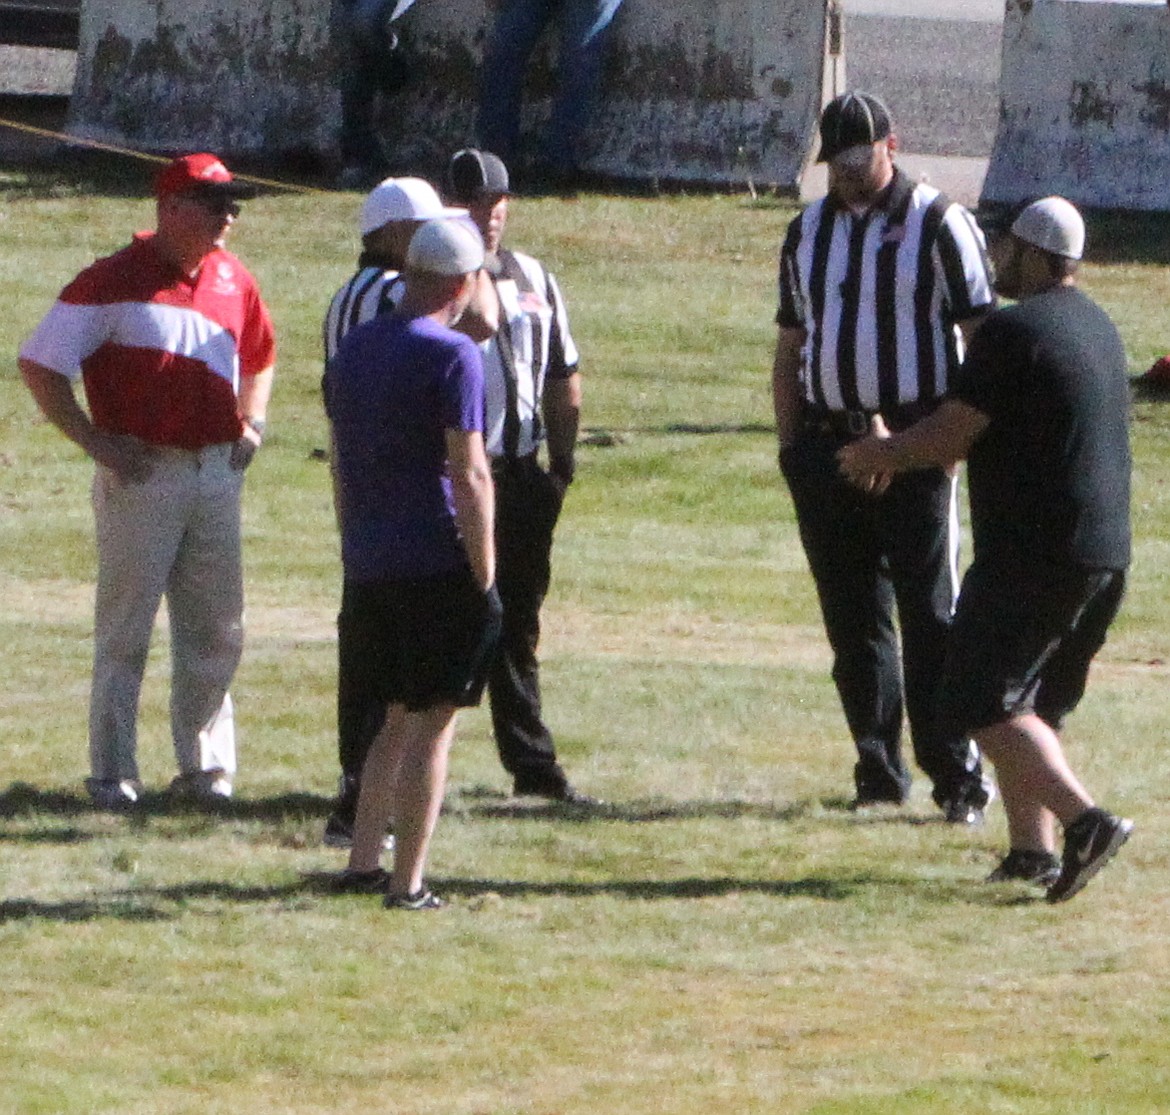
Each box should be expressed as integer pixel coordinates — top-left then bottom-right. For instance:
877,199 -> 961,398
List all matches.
849,790 -> 907,811
1046,807 -> 1133,904
322,812 -> 395,850
512,780 -> 602,807
939,776 -> 997,826
986,849 -> 1062,887
333,867 -> 391,894
323,773 -> 395,850
323,811 -> 355,848
384,888 -> 445,910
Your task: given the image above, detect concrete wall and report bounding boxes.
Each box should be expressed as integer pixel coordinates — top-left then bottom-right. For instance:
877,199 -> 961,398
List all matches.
67,0 -> 837,189
982,0 -> 1170,211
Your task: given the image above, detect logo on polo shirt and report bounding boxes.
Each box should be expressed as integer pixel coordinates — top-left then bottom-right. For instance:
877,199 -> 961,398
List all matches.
210,260 -> 239,296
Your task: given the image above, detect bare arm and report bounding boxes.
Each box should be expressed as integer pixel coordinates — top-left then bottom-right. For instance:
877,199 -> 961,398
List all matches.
837,399 -> 989,485
238,364 -> 274,429
19,357 -> 156,482
454,270 -> 499,343
772,326 -> 806,452
446,428 -> 495,591
231,364 -> 274,468
542,371 -> 581,485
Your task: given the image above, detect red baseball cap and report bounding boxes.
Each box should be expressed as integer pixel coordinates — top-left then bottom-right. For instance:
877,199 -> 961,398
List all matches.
154,153 -> 256,200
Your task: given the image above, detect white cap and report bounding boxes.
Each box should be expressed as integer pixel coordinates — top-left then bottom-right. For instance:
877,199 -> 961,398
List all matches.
1010,196 -> 1085,261
359,177 -> 467,236
406,219 -> 485,276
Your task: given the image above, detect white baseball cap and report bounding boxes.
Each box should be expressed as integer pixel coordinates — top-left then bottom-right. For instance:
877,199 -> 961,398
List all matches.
1010,196 -> 1085,261
359,177 -> 467,236
406,219 -> 485,276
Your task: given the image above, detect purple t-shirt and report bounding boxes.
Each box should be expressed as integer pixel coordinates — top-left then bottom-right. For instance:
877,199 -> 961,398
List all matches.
324,313 -> 485,581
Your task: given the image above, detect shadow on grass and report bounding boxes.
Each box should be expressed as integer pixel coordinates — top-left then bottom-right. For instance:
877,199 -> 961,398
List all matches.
455,787 -> 811,825
0,879 -> 315,924
0,782 -> 334,828
0,868 -> 1042,925
2,782 -> 969,831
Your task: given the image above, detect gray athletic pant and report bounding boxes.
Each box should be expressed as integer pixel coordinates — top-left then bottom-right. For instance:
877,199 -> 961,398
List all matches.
88,444 -> 243,783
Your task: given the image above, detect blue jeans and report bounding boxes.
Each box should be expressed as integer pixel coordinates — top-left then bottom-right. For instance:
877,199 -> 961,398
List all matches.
477,0 -> 625,173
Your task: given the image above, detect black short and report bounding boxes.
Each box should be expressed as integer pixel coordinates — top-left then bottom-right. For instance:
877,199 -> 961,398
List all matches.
339,568 -> 502,712
936,556 -> 1125,737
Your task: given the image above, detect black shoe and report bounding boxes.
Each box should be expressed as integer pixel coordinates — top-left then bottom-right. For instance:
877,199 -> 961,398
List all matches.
943,800 -> 983,825
323,810 -> 355,848
323,774 -> 393,849
333,867 -> 390,894
1046,807 -> 1133,904
384,888 -> 445,910
986,849 -> 1062,887
849,790 -> 907,811
938,775 -> 996,825
323,812 -> 395,851
512,780 -> 602,807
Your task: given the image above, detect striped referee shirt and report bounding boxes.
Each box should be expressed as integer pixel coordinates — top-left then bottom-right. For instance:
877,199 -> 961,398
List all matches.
483,248 -> 578,459
777,169 -> 993,413
323,256 -> 406,362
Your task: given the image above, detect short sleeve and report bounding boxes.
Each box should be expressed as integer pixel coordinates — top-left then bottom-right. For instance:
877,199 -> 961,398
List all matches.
441,337 -> 485,434
776,216 -> 805,329
951,313 -> 1021,419
935,204 -> 995,321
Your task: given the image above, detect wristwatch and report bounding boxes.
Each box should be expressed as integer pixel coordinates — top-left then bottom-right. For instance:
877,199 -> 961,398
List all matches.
244,416 -> 267,438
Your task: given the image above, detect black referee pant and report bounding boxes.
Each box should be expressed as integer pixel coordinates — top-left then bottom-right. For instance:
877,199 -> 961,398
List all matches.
781,430 -> 983,806
490,454 -> 572,795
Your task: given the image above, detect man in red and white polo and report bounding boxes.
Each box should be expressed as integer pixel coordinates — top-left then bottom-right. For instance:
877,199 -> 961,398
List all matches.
19,153 -> 276,810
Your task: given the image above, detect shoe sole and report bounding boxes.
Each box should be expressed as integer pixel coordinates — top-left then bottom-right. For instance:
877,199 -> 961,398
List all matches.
384,891 -> 445,910
986,866 -> 1062,887
1046,819 -> 1133,904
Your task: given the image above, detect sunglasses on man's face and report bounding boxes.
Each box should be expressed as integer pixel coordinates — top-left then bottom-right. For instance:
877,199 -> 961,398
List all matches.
183,191 -> 242,218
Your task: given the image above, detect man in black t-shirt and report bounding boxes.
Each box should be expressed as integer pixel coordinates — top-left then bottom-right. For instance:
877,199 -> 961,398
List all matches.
837,197 -> 1133,905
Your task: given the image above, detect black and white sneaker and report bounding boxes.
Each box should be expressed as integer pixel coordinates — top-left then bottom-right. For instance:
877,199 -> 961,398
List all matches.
384,888 -> 445,910
941,776 -> 997,826
985,849 -> 1062,887
1046,807 -> 1133,904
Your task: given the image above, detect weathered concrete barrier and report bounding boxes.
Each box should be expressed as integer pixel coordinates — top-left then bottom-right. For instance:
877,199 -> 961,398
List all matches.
982,0 -> 1170,212
67,0 -> 840,189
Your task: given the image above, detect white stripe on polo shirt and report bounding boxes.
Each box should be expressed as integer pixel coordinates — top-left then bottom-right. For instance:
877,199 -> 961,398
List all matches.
24,300 -> 239,387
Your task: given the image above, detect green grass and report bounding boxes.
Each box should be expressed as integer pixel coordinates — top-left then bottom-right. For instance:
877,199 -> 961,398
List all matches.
2,161 -> 1170,1113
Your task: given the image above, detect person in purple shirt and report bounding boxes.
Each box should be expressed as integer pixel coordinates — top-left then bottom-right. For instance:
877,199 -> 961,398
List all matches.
324,219 -> 501,910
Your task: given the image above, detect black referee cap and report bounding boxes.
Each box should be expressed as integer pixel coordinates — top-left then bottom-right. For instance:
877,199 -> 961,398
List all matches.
817,92 -> 893,163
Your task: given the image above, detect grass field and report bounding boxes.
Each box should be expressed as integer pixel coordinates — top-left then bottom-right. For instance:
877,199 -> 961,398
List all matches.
2,159 -> 1169,1114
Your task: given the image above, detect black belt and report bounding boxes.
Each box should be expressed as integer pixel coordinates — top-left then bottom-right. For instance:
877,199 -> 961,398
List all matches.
802,401 -> 936,438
